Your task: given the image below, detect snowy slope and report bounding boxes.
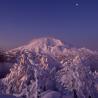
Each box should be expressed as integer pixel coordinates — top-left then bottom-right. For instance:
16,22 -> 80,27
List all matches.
0,37 -> 98,98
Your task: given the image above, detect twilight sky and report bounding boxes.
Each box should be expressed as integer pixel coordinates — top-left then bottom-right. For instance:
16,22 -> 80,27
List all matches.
0,0 -> 98,50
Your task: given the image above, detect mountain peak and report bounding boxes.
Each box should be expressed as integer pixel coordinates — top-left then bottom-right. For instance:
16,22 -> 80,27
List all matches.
12,37 -> 71,53
29,37 -> 64,47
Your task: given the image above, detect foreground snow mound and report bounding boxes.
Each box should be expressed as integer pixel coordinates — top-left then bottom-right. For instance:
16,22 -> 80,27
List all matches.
41,90 -> 61,98
40,90 -> 73,98
0,37 -> 98,98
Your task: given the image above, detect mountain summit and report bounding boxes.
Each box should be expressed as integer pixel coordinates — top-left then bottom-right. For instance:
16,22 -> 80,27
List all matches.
0,37 -> 98,98
12,37 -> 71,54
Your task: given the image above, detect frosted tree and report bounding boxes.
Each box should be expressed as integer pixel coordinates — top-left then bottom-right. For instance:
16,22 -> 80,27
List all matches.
55,54 -> 95,98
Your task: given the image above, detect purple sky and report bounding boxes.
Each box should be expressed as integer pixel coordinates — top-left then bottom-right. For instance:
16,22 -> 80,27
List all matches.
0,0 -> 98,51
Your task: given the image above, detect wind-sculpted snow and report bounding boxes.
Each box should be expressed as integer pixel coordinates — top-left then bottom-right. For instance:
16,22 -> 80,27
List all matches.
0,37 -> 98,98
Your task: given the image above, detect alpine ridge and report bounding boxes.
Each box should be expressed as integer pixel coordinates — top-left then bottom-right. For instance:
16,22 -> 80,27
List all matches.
0,37 -> 98,98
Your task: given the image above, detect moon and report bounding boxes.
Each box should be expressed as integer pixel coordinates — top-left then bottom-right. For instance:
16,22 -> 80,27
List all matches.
75,3 -> 79,7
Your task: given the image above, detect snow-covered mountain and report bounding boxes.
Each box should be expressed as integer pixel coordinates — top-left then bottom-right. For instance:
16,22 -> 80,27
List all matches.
0,37 -> 98,98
